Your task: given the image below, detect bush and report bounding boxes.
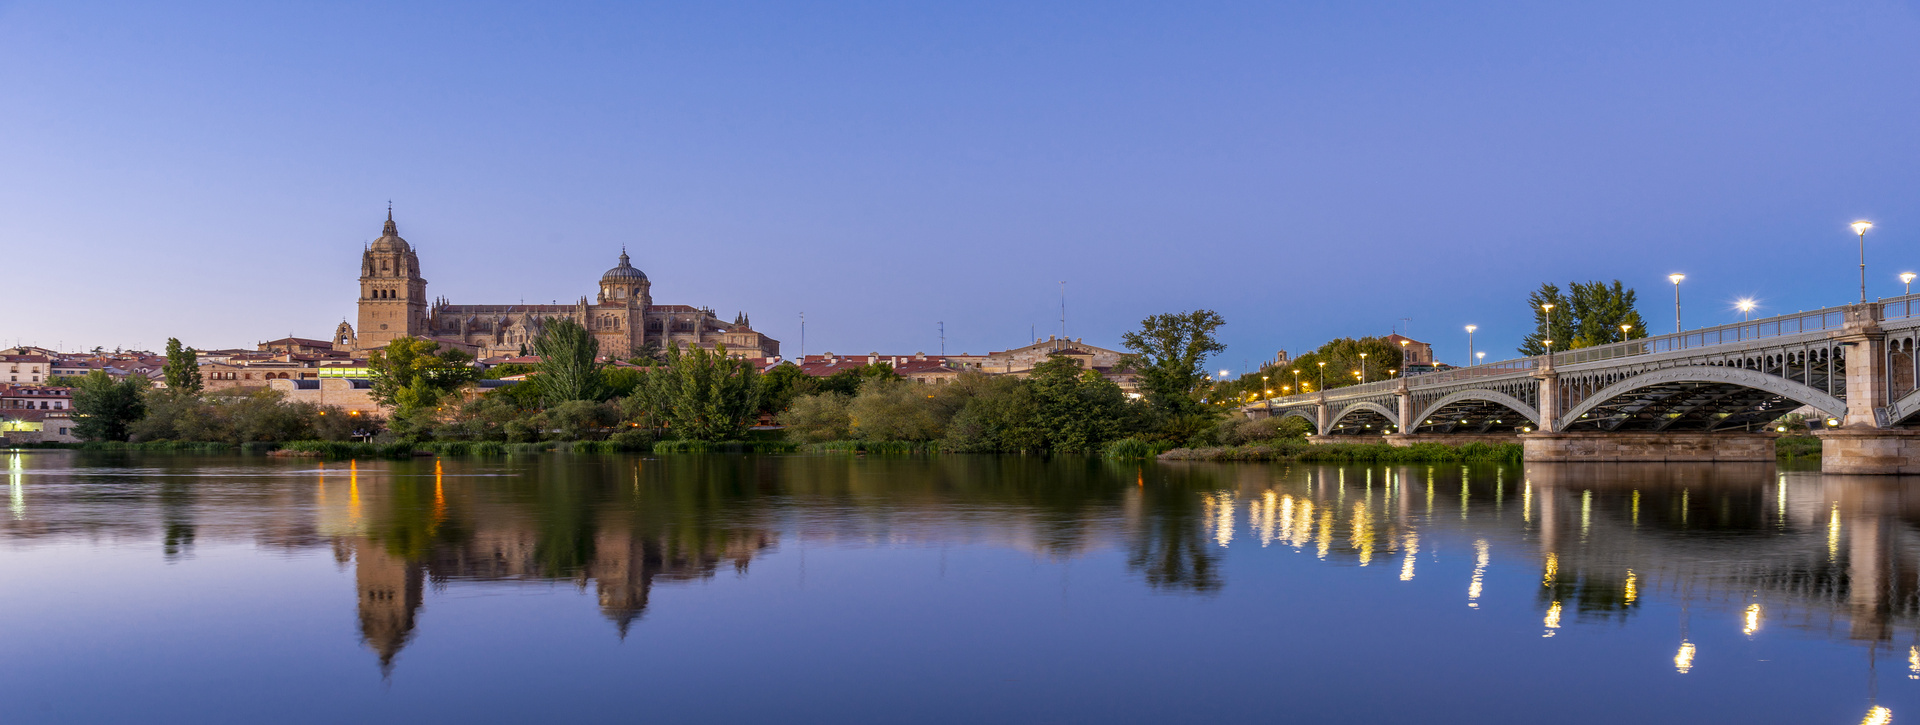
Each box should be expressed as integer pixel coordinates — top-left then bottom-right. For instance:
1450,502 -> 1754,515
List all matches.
778,393 -> 852,442
1103,437 -> 1175,459
609,427 -> 656,452
1777,436 -> 1820,459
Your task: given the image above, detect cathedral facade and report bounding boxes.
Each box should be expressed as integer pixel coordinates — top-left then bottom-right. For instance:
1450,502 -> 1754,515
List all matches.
336,212 -> 779,359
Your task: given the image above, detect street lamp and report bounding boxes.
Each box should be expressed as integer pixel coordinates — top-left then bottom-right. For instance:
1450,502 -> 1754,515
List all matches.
1736,298 -> 1756,321
1464,324 -> 1477,366
1358,352 -> 1368,382
1619,324 -> 1632,343
1293,368 -> 1302,393
1398,339 -> 1410,372
1852,220 -> 1873,303
1669,273 -> 1686,333
1476,351 -> 1486,364
1316,361 -> 1325,391
1903,272 -> 1916,296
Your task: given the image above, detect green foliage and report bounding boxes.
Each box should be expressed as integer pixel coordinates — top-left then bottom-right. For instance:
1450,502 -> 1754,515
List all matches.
131,388 -> 369,444
482,362 -> 537,379
1102,437 -> 1176,459
786,361 -> 1139,454
757,363 -> 815,417
368,338 -> 479,440
848,379 -> 946,441
544,400 -> 618,441
532,318 -> 603,403
1777,436 -> 1820,459
1520,280 -> 1647,355
778,392 -> 852,442
162,338 -> 202,393
811,363 -> 899,397
803,440 -> 938,454
281,440 -> 418,459
1120,309 -> 1226,419
653,344 -> 761,442
1282,337 -> 1406,393
71,370 -> 148,441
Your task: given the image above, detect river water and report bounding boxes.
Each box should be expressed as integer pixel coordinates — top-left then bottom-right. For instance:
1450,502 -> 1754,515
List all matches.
0,450 -> 1912,723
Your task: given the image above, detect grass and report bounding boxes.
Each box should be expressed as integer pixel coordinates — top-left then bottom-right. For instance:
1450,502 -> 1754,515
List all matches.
1777,435 -> 1820,459
1102,437 -> 1177,460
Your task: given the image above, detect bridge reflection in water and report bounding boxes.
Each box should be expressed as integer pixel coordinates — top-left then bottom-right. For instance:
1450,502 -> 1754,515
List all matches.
4,452 -> 1920,701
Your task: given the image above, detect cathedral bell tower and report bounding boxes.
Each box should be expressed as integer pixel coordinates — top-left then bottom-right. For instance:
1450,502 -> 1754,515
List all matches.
356,209 -> 429,348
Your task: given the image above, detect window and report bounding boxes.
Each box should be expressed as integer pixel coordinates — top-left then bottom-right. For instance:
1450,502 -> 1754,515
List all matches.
58,428 -> 68,435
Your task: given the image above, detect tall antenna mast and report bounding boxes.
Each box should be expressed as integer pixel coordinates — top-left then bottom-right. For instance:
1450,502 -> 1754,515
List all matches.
800,312 -> 806,358
939,321 -> 945,356
1060,281 -> 1067,341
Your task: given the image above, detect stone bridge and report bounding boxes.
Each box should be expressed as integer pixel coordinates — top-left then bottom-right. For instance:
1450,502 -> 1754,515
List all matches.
1245,298 -> 1920,472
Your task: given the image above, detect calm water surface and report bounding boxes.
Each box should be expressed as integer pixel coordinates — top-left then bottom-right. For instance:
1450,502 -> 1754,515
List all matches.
1,450 -> 1914,723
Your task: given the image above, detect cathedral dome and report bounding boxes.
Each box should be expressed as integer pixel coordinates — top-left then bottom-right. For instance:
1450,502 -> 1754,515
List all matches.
601,251 -> 647,284
370,211 -> 410,253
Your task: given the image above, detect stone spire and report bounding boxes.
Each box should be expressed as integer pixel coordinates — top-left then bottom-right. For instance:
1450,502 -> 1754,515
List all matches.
383,204 -> 398,237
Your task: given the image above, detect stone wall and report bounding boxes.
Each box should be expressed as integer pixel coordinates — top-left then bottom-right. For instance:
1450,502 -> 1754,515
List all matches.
1521,432 -> 1776,462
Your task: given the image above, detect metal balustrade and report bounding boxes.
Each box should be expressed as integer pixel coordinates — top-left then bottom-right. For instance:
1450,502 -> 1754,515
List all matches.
1248,295 -> 1920,413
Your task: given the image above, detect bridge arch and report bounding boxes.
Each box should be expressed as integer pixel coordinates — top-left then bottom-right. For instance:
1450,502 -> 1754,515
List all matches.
1412,390 -> 1542,433
1327,401 -> 1399,435
1274,407 -> 1321,434
1558,366 -> 1844,433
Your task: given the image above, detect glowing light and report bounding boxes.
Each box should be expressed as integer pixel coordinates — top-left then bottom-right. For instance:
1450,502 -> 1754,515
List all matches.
1861,706 -> 1892,725
1742,603 -> 1762,636
1674,641 -> 1696,673
1853,220 -> 1875,236
1909,646 -> 1919,680
1351,502 -> 1375,566
1543,600 -> 1563,637
9,453 -> 23,520
1624,570 -> 1637,605
1209,492 -> 1235,548
1830,503 -> 1842,563
1399,532 -> 1419,581
1468,539 -> 1489,607
1669,273 -> 1686,285
1542,553 -> 1558,587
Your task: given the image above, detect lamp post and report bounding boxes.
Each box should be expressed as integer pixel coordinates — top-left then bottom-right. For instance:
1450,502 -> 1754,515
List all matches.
1399,339 -> 1410,373
1317,362 -> 1325,391
1853,220 -> 1874,304
1736,298 -> 1755,322
1359,352 -> 1368,383
1903,272 -> 1915,297
1619,324 -> 1632,343
1464,325 -> 1477,367
1293,368 -> 1302,394
1669,273 -> 1686,333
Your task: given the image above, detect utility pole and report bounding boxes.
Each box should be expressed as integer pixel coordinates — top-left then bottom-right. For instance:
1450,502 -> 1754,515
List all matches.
799,312 -> 806,358
1060,281 -> 1067,341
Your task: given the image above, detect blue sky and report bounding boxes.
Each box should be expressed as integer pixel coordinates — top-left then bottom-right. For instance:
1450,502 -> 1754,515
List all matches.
4,1 -> 1919,371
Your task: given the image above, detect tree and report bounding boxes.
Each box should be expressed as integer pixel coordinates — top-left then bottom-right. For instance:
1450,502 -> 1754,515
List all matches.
367,338 -> 479,439
756,363 -> 814,418
654,344 -> 761,441
162,338 -> 201,393
1284,337 -> 1406,392
531,318 -> 603,403
71,370 -> 147,441
1519,280 -> 1646,355
1023,356 -> 1133,452
1120,310 -> 1226,417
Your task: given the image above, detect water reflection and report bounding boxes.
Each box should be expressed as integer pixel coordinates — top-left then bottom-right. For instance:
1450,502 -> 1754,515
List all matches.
5,451 -> 1920,683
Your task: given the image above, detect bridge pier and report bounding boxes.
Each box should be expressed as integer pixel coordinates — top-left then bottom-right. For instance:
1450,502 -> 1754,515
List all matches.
1818,303 -> 1915,473
1521,432 -> 1777,462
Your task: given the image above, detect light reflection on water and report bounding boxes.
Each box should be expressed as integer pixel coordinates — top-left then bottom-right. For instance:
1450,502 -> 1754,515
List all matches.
0,451 -> 1917,723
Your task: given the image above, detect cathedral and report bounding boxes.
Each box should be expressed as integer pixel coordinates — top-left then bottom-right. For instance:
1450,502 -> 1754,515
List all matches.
334,211 -> 780,359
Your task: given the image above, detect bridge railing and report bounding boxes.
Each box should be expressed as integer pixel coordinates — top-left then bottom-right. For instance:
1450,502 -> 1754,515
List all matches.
1246,296 -> 1920,411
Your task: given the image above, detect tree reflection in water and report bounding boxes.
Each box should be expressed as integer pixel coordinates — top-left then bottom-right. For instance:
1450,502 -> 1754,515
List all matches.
11,451 -> 1920,681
